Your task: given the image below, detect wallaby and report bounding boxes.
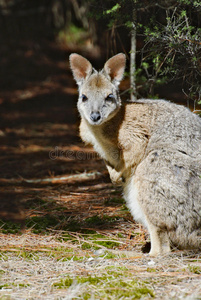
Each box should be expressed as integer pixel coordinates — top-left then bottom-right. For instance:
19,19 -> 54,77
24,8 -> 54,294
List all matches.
69,53 -> 201,257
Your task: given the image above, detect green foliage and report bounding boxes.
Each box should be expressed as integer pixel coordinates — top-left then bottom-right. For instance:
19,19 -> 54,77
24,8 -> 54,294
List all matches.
57,24 -> 88,46
88,0 -> 201,100
178,0 -> 201,7
105,3 -> 121,15
142,6 -> 201,99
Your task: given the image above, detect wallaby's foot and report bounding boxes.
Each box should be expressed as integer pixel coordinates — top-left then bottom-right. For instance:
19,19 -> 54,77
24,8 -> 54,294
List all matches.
148,222 -> 171,257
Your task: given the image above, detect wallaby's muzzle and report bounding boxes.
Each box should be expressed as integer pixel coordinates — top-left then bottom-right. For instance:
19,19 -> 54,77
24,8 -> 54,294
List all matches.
90,111 -> 101,123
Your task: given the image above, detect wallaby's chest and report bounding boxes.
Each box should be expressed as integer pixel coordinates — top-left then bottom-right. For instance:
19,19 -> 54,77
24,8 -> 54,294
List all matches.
80,119 -> 121,167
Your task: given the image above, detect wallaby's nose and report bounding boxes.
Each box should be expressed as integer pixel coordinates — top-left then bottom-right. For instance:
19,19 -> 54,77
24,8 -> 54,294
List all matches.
90,111 -> 101,122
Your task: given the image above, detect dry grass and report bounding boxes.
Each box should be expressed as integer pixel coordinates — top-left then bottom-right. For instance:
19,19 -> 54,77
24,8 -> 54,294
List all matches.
0,230 -> 201,299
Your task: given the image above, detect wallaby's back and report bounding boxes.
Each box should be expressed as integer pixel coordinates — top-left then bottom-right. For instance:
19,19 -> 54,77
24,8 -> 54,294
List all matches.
126,99 -> 201,250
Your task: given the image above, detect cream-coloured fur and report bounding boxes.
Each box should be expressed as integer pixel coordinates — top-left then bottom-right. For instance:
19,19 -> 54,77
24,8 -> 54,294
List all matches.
69,53 -> 201,257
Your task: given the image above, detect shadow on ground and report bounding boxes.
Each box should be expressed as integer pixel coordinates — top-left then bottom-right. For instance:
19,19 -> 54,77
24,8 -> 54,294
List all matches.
0,37 -> 129,235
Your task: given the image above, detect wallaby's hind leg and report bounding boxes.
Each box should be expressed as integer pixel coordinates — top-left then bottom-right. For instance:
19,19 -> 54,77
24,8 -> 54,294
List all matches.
147,221 -> 171,257
124,179 -> 171,256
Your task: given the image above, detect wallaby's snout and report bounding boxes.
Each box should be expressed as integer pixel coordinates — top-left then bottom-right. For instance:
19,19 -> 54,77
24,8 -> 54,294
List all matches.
69,53 -> 126,126
90,111 -> 101,123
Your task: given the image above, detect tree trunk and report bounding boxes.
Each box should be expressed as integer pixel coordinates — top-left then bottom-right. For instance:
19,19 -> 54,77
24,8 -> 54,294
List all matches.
130,10 -> 137,101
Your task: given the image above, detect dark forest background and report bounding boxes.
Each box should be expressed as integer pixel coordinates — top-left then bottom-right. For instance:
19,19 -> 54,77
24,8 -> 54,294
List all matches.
0,0 -> 201,106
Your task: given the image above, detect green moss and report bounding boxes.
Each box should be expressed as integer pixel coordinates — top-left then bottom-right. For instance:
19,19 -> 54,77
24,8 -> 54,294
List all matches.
18,283 -> 30,288
103,277 -> 154,299
0,219 -> 21,234
53,275 -> 104,289
53,273 -> 155,299
85,215 -> 105,226
106,266 -> 128,272
18,251 -> 39,260
188,265 -> 201,274
104,197 -> 125,206
66,220 -> 81,232
121,204 -> 129,211
147,267 -> 157,272
78,275 -> 105,284
95,240 -> 119,249
102,252 -> 118,259
80,229 -> 96,234
85,215 -> 121,227
0,282 -> 30,289
26,214 -> 77,233
111,189 -> 122,195
82,293 -> 91,300
53,277 -> 73,288
24,197 -> 46,209
60,230 -> 123,251
59,255 -> 84,262
81,242 -> 94,250
52,246 -> 74,253
26,215 -> 59,233
0,284 -> 6,289
0,295 -> 12,300
58,233 -> 73,242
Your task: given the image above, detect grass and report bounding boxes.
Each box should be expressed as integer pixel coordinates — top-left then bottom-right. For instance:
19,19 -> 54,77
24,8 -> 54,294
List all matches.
0,238 -> 201,299
0,199 -> 201,299
52,272 -> 155,299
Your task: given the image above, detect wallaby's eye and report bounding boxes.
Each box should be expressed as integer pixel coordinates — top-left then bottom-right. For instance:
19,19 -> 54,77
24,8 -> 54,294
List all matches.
105,94 -> 115,101
81,94 -> 88,102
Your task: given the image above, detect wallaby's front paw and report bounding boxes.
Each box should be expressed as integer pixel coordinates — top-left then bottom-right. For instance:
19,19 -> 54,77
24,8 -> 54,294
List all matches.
109,169 -> 123,186
111,176 -> 123,186
106,164 -> 123,185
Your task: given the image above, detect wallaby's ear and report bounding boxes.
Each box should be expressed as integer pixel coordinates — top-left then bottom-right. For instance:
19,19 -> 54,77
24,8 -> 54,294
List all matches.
69,53 -> 92,85
104,53 -> 126,85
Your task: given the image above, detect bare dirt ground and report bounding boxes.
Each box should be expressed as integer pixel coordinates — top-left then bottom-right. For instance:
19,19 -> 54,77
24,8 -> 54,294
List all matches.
0,37 -> 201,299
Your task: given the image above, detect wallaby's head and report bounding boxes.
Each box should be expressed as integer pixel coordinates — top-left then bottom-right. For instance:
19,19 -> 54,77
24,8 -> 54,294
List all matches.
69,53 -> 126,125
